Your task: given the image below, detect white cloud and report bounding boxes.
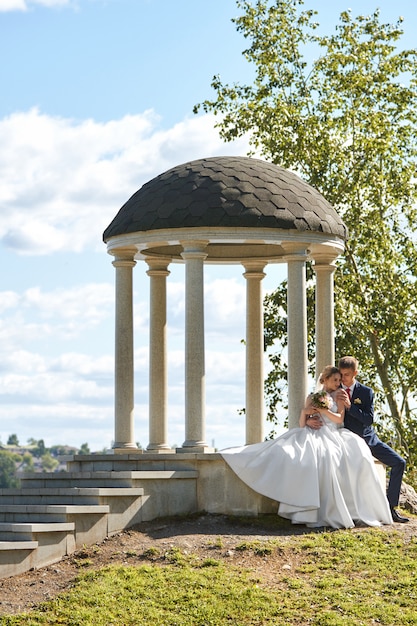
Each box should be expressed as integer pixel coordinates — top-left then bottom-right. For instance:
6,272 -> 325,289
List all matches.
0,109 -> 249,256
205,278 -> 246,343
0,283 -> 114,351
0,0 -> 73,10
0,0 -> 26,10
0,290 -> 20,312
0,350 -> 47,374
33,0 -> 73,6
206,349 -> 245,389
51,352 -> 113,376
23,283 -> 114,324
0,371 -> 111,401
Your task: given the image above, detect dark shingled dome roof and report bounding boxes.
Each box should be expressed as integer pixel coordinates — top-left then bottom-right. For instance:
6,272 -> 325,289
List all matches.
103,156 -> 347,241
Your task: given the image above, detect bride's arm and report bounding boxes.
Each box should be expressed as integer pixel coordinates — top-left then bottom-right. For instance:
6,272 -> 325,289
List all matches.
332,391 -> 346,423
299,395 -> 322,429
299,406 -> 311,427
321,405 -> 343,424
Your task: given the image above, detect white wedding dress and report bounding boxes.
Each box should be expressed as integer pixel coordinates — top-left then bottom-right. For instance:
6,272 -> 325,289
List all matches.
221,397 -> 392,529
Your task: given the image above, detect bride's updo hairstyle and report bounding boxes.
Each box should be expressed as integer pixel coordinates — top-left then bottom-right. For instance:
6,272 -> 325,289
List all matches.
319,366 -> 340,384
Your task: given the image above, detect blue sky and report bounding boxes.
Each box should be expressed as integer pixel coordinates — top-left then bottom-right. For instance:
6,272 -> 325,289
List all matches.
0,0 -> 415,452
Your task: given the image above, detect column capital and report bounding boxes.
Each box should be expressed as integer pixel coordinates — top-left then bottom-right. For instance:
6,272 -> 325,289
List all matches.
180,240 -> 209,260
313,261 -> 337,275
281,242 -> 309,263
145,256 -> 171,276
283,252 -> 309,263
242,260 -> 267,278
311,249 -> 339,269
309,241 -> 344,267
111,247 -> 137,268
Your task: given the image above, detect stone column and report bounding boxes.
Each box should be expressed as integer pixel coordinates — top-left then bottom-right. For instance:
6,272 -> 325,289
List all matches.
313,257 -> 337,380
145,256 -> 172,452
179,241 -> 211,451
285,248 -> 308,429
242,261 -> 266,444
112,248 -> 137,450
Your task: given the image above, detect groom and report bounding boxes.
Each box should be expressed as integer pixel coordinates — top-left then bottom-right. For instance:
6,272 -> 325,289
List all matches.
337,356 -> 408,523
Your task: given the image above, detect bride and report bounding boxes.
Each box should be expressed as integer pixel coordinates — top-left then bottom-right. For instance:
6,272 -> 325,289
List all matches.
221,365 -> 392,529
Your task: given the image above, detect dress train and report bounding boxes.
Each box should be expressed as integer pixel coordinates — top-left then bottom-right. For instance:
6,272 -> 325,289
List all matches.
221,409 -> 392,529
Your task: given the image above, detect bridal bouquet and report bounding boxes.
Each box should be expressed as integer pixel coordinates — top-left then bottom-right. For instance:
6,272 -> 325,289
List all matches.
310,390 -> 333,409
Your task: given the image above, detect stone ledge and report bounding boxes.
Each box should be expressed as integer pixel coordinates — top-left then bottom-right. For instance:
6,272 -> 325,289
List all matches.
0,541 -> 38,551
0,488 -> 144,497
22,470 -> 199,479
129,471 -> 198,479
68,452 -> 224,462
0,505 -> 109,514
0,523 -> 74,533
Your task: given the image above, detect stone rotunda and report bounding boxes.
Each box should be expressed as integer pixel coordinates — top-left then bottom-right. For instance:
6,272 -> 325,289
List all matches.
103,156 -> 347,453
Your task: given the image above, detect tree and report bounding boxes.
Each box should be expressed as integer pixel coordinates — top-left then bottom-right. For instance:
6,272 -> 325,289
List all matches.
17,452 -> 35,474
195,1 -> 417,470
0,450 -> 20,488
33,439 -> 46,458
78,442 -> 90,455
41,452 -> 59,472
7,434 -> 19,446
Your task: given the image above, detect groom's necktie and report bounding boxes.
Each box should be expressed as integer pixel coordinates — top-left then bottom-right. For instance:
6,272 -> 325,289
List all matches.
346,388 -> 351,400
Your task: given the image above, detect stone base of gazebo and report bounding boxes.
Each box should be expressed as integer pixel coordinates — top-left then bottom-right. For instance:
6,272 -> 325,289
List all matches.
67,452 -> 278,517
0,452 -> 386,579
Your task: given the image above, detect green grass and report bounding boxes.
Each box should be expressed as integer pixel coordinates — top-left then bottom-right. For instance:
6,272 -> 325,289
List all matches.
2,527 -> 417,625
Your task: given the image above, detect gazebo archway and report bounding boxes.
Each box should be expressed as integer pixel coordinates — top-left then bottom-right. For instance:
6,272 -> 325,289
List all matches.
103,156 -> 347,452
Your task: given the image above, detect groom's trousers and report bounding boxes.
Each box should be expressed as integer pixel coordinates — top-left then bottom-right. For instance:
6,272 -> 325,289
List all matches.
366,439 -> 406,508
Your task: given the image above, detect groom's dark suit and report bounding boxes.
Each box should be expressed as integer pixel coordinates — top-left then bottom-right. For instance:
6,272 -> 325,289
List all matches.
343,381 -> 406,508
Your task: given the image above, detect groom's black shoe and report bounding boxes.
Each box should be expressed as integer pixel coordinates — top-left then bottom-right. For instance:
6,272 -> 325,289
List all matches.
390,507 -> 409,523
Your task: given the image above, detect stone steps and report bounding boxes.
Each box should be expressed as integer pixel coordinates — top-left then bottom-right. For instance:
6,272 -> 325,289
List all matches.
0,504 -> 110,523
0,487 -> 145,505
0,462 -> 200,580
0,522 -> 75,578
0,540 -> 38,550
19,470 -> 198,489
0,505 -> 109,561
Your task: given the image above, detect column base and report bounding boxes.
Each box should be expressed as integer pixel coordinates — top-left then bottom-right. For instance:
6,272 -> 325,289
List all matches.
112,444 -> 141,454
176,446 -> 215,454
144,446 -> 175,454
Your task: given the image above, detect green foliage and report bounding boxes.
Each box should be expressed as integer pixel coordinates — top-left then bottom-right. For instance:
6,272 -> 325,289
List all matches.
195,0 -> 417,470
40,451 -> 59,472
7,434 -> 19,446
0,450 -> 20,488
3,528 -> 417,625
32,439 -> 46,458
0,438 -> 93,484
79,442 -> 90,455
17,452 -> 35,473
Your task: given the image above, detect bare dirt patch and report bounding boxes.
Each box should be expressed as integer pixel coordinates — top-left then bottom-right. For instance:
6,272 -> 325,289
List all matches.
1,513 -> 416,617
